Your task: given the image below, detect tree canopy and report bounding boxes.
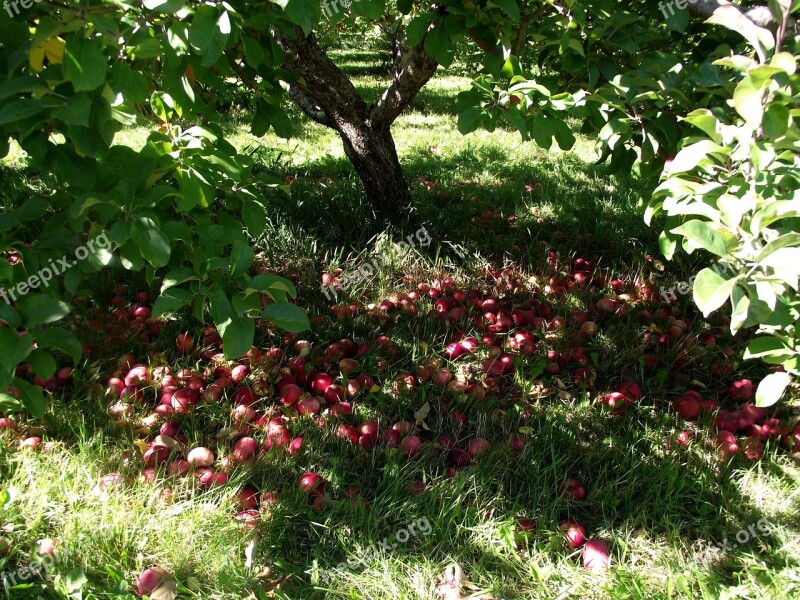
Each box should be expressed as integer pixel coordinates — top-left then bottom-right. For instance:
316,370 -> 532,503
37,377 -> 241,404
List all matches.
0,0 -> 798,413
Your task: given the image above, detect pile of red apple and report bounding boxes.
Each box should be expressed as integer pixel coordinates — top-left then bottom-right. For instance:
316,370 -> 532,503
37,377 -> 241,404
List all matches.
5,250 -> 799,595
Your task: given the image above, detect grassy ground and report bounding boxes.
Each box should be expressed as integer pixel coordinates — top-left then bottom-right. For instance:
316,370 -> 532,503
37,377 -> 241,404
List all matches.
0,51 -> 798,599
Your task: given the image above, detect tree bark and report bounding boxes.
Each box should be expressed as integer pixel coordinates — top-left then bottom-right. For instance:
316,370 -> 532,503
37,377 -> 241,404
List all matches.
338,123 -> 410,221
274,27 -> 438,221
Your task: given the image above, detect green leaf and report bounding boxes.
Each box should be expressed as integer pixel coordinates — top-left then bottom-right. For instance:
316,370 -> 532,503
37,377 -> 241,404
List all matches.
52,95 -> 93,127
458,107 -> 484,135
28,349 -> 57,380
262,302 -> 309,333
733,75 -> 765,127
247,274 -> 297,299
755,371 -> 792,407
13,379 -> 47,417
706,5 -> 774,62
230,241 -> 254,278
0,98 -> 44,124
219,315 -> 255,359
160,267 -> 197,292
0,329 -> 33,372
189,6 -> 231,67
0,305 -> 21,329
282,0 -> 321,35
754,233 -> 800,263
489,0 -> 520,23
130,216 -> 171,267
682,109 -> 722,143
207,286 -> 232,326
744,336 -> 793,361
671,220 -> 739,257
18,294 -> 71,328
763,103 -> 790,138
152,287 -> 193,318
0,391 -> 23,414
0,75 -> 44,103
669,140 -> 726,174
242,36 -> 265,68
232,292 -> 262,317
242,199 -> 267,237
143,0 -> 185,12
693,268 -> 739,317
406,15 -> 431,46
35,327 -> 82,362
63,37 -> 108,92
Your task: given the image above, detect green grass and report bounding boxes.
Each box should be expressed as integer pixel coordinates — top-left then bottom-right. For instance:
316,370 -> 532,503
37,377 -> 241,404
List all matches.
1,52 -> 799,599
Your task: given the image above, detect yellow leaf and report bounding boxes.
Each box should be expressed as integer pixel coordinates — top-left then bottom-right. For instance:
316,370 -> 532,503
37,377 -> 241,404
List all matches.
42,37 -> 65,64
133,439 -> 149,455
369,384 -> 380,393
690,380 -> 707,388
419,341 -> 428,352
518,426 -> 532,435
29,47 -> 45,73
29,37 -> 65,72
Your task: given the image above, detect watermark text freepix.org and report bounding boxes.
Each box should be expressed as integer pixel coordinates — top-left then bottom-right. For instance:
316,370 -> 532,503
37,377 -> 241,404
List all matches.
710,517 -> 778,555
4,0 -> 43,18
658,0 -> 702,19
659,262 -> 736,304
1,232 -> 111,305
322,516 -> 432,581
322,0 -> 363,19
1,552 -> 61,590
321,226 -> 432,301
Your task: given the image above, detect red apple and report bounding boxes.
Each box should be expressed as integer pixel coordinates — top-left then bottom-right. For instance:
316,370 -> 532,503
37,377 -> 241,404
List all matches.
583,540 -> 611,572
233,437 -> 259,461
559,479 -> 587,501
239,485 -> 259,509
467,437 -> 490,458
298,397 -> 322,415
176,333 -> 194,353
399,434 -> 422,458
187,447 -> 214,467
728,379 -> 754,402
299,472 -> 325,495
559,519 -> 588,549
137,567 -> 169,596
506,433 -> 525,453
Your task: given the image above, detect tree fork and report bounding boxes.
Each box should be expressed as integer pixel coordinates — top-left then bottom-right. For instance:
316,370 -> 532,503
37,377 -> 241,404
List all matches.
274,27 -> 438,221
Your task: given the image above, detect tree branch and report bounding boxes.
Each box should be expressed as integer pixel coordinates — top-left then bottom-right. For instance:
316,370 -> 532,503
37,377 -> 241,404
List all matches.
465,27 -> 502,57
273,27 -> 369,130
370,40 -> 439,130
511,13 -> 536,57
286,85 -> 332,127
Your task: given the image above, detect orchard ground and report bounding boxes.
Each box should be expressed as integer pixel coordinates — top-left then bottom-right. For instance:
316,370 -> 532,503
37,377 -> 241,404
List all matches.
0,50 -> 798,599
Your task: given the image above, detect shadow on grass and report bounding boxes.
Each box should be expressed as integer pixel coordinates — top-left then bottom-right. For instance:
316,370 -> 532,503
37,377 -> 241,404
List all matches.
258,141 -> 651,270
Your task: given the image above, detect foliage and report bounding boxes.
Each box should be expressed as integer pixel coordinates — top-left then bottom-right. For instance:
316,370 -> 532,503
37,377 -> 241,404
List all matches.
648,5 -> 800,407
455,0 -> 800,403
0,1 -> 314,415
1,0 -> 799,414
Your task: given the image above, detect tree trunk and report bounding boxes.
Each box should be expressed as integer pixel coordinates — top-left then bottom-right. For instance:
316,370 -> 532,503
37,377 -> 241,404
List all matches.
337,123 -> 410,221
274,28 -> 438,222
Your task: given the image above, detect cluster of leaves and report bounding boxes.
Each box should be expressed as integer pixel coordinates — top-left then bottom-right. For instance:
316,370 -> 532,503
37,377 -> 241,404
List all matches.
0,0 -> 318,415
649,5 -> 800,406
453,0 -> 800,403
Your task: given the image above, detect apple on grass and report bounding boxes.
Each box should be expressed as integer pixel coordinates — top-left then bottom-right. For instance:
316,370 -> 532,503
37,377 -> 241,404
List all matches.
137,567 -> 170,596
582,539 -> 611,573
